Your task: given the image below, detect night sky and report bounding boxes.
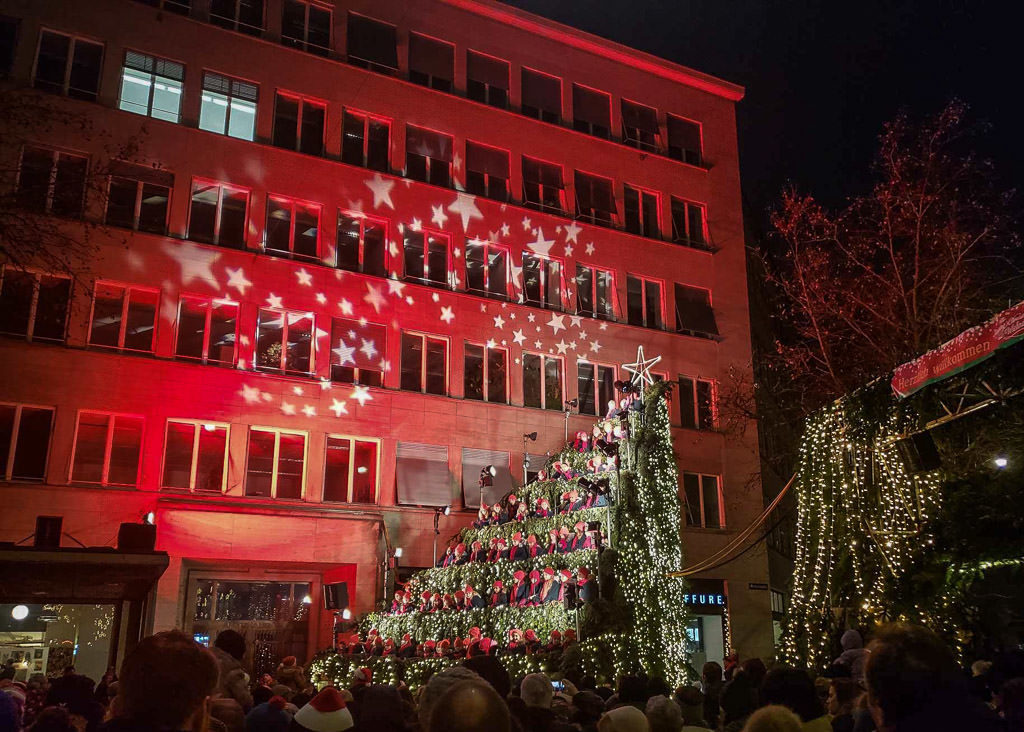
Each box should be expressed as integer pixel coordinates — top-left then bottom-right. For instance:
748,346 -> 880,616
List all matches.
503,0 -> 1021,232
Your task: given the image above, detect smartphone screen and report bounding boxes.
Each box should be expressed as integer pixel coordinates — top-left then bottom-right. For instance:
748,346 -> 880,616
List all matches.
551,680 -> 565,691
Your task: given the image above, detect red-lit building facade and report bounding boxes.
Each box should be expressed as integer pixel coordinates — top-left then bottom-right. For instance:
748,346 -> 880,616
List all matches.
0,0 -> 772,676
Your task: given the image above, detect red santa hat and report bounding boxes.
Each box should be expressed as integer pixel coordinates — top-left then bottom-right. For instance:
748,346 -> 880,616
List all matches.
439,639 -> 451,649
548,528 -> 559,538
493,580 -> 504,589
527,533 -> 538,544
539,497 -> 550,507
513,570 -> 527,581
432,592 -> 442,601
469,626 -> 482,639
512,532 -> 523,542
464,584 -> 475,594
564,629 -> 577,642
293,687 -> 354,732
550,630 -> 562,641
508,494 -> 517,503
454,591 -> 465,602
497,537 -> 508,547
480,502 -> 489,511
368,628 -> 379,637
489,537 -> 500,546
421,591 -> 432,600
529,569 -> 541,581
525,629 -> 538,641
543,567 -> 555,578
402,633 -> 412,642
472,540 -> 482,550
574,521 -> 586,532
425,640 -> 437,649
560,492 -> 571,501
559,569 -> 572,581
479,638 -> 494,654
558,526 -> 570,537
509,628 -> 523,640
456,543 -> 466,553
443,593 -> 453,604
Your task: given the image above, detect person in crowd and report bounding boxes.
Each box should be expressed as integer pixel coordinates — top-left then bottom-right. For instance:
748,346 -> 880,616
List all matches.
0,659 -> 15,681
571,690 -> 606,732
545,631 -> 563,653
28,706 -> 78,732
352,684 -> 414,732
276,656 -> 306,694
441,593 -> 456,611
418,667 -> 481,729
463,654 -> 512,701
292,687 -> 353,732
563,629 -> 578,648
558,569 -> 574,601
645,694 -> 682,732
397,633 -> 416,659
429,678 -> 510,732
540,568 -> 559,604
474,503 -> 490,529
22,673 -> 49,728
598,706 -> 649,732
209,628 -> 252,731
526,534 -> 544,558
740,705 -> 803,732
94,666 -> 117,704
430,592 -> 443,612
244,695 -> 291,732
720,672 -> 758,732
545,529 -> 562,555
536,498 -> 552,518
506,494 -> 519,518
491,504 -> 507,525
569,522 -> 593,552
760,666 -> 830,732
464,585 -> 486,609
577,567 -> 597,602
505,628 -> 526,655
438,545 -> 454,568
487,580 -> 507,607
510,570 -> 528,605
454,543 -> 470,566
672,686 -> 707,731
508,532 -> 528,561
826,678 -> 860,732
511,673 -> 577,732
996,677 -> 1024,730
741,658 -> 768,703
724,651 -> 740,681
524,630 -> 541,654
515,502 -> 530,523
526,570 -> 543,606
469,540 -> 487,563
834,630 -> 869,685
557,526 -> 572,553
702,661 -> 724,729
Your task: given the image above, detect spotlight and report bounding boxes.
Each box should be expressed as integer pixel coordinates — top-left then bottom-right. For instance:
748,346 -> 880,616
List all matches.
11,605 -> 29,621
142,511 -> 155,525
565,398 -> 578,410
203,424 -> 217,432
394,547 -> 403,558
524,432 -> 538,441
442,505 -> 451,516
995,457 -> 1008,469
341,608 -> 352,620
301,594 -> 313,605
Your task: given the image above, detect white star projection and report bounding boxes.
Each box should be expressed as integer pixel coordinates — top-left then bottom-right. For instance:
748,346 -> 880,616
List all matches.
226,267 -> 253,295
512,329 -> 526,345
528,228 -> 556,256
295,268 -> 313,286
265,293 -> 283,309
351,384 -> 372,407
431,204 -> 449,228
586,242 -> 596,256
440,306 -> 455,323
366,173 -> 396,209
364,283 -> 386,313
448,193 -> 484,230
563,221 -> 582,244
167,240 -> 220,289
329,399 -> 348,417
522,216 -> 532,231
546,314 -> 566,334
493,314 -> 505,329
333,339 -> 357,366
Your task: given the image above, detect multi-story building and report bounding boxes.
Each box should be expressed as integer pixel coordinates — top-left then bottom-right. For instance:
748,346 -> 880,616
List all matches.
0,0 -> 771,678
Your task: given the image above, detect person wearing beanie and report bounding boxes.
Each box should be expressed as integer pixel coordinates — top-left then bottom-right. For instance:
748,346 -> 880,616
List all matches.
430,592 -> 443,612
454,590 -> 467,609
438,544 -> 454,568
526,534 -> 543,558
487,537 -> 502,563
490,580 -> 509,607
508,532 -> 527,562
577,566 -> 597,602
570,522 -> 594,552
506,628 -> 526,655
557,526 -> 572,554
470,540 -> 487,563
442,593 -> 456,611
496,537 -> 510,561
563,629 -> 577,647
245,695 -> 291,732
292,687 -> 353,732
465,585 -> 486,609
511,571 -> 529,605
545,630 -> 563,653
453,543 -> 470,566
545,528 -> 560,555
540,568 -> 559,604
526,570 -> 543,606
210,628 -> 253,730
419,591 -> 432,612
523,630 -> 540,655
515,501 -> 529,522
833,629 -> 869,684
276,656 -> 306,694
474,503 -> 490,529
535,497 -> 552,518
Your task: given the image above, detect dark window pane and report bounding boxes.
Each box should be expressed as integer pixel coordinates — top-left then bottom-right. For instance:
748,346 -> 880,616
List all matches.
645,280 -> 662,329
124,289 -> 157,351
189,183 -> 218,243
363,219 -> 386,276
34,32 -> 69,93
426,236 -> 447,286
285,313 -> 312,373
11,407 -> 52,480
425,338 -> 446,395
0,270 -> 33,336
0,406 -> 12,477
487,347 -> 507,403
351,440 -> 376,503
702,475 -> 721,528
308,5 -> 331,52
34,276 -> 70,341
276,433 -> 304,499
273,95 -> 299,150
208,302 -> 237,364
403,232 -> 424,282
72,412 -> 109,483
52,154 -> 87,217
697,380 -> 714,429
196,425 -> 227,491
256,310 -> 284,369
400,333 -> 421,391
90,284 -> 124,347
220,187 -> 248,247
341,112 -> 365,165
683,473 -> 701,526
176,299 -> 207,359
300,102 -> 325,156
17,148 -> 53,211
367,120 -> 389,171
544,357 -> 562,410
523,353 -> 541,409
464,343 -> 484,401
488,249 -> 507,297
139,183 -> 169,234
106,177 -> 137,228
678,378 -> 696,429
108,415 -> 143,485
324,436 -> 352,502
68,39 -> 103,100
266,198 -> 291,253
336,214 -> 360,271
466,244 -> 485,294
245,430 -> 276,496
293,203 -> 319,258
598,365 -> 615,413
576,265 -> 594,316
578,361 -> 595,415
163,421 -> 195,489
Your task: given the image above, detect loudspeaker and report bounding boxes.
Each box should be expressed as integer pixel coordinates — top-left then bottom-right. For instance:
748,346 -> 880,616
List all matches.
34,516 -> 63,549
324,582 -> 350,611
117,522 -> 157,552
896,431 -> 941,474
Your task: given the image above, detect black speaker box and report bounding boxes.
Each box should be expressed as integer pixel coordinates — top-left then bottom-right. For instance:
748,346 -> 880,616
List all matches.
117,522 -> 157,552
896,431 -> 942,474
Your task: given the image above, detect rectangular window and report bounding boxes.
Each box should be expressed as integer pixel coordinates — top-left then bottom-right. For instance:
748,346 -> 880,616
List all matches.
162,420 -> 229,492
281,0 -> 331,56
106,175 -> 171,235
89,283 -> 158,352
626,275 -> 662,330
465,142 -> 509,202
336,212 -> 387,277
464,342 -> 507,403
341,110 -> 389,171
118,50 -> 184,122
675,283 -> 719,337
574,264 -> 614,320
210,0 -> 264,35
245,427 -> 306,499
522,157 -> 564,214
671,198 -> 708,247
408,33 -> 453,92
265,195 -> 320,260
467,51 -> 509,108
402,229 -> 449,289
678,376 -> 715,430
0,268 -> 71,342
522,353 -> 562,410
1,16 -> 19,76
575,172 -> 615,227
522,254 -> 561,311
406,126 -> 452,187
624,185 -> 660,238
188,180 -> 248,248
330,317 -> 385,387
572,84 -> 611,138
199,71 -> 258,141
400,332 -> 447,395
465,240 -> 508,300
683,472 -> 723,528
324,436 -> 379,503
175,296 -> 238,365
622,99 -> 659,151
521,68 -> 560,124
346,13 -> 397,73
0,404 -> 54,481
577,361 -> 615,416
256,309 -> 313,375
272,93 -> 326,156
34,30 -> 103,100
134,0 -> 191,13
667,114 -> 702,166
71,411 -> 144,486
17,146 -> 87,218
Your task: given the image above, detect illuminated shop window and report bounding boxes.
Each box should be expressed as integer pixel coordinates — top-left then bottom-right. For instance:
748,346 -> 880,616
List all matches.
273,92 -> 326,156
574,264 -> 615,321
17,146 -> 87,218
162,420 -> 229,492
667,114 -> 703,166
572,84 -> 611,139
210,0 -> 264,35
577,361 -> 615,416
281,0 -> 330,56
34,30 -> 103,101
199,71 -> 258,141
622,99 -> 659,152
0,268 -> 71,342
89,283 -> 159,352
522,353 -> 562,411
408,32 -> 453,92
245,427 -> 306,499
341,110 -> 389,171
406,126 -> 452,188
678,376 -> 716,430
346,13 -> 397,74
71,411 -> 144,486
175,296 -> 238,366
106,175 -> 171,235
400,332 -> 447,396
626,275 -> 662,330
336,212 -> 387,277
624,185 -> 660,238
671,197 -> 709,248
467,51 -> 509,109
521,68 -> 560,124
522,157 -> 564,215
264,195 -> 320,260
402,229 -> 449,289
118,51 -> 183,122
255,308 -> 313,375
188,180 -> 249,248
0,403 -> 54,481
323,435 -> 379,503
464,342 -> 508,404
522,253 -> 562,311
674,283 -> 718,338
330,317 -> 385,386
465,142 -> 509,202
465,240 -> 508,300
683,472 -> 724,529
574,171 -> 616,228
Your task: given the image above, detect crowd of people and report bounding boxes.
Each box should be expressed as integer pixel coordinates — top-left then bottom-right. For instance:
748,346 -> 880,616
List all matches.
337,627 -> 580,660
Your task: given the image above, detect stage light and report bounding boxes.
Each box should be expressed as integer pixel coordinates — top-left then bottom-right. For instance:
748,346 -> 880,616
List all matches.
565,398 -> 578,409
302,594 -> 313,604
203,424 -> 217,432
341,608 -> 352,620
394,547 -> 403,558
995,456 -> 1008,468
142,511 -> 155,525
11,605 -> 29,621
357,466 -> 368,474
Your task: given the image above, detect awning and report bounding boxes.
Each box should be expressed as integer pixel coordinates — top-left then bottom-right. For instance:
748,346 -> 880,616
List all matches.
0,546 -> 169,603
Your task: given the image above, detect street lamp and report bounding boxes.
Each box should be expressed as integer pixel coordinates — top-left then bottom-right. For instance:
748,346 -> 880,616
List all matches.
995,456 -> 1009,469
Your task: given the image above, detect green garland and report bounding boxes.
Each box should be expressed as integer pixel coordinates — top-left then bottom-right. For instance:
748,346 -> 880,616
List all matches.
405,550 -> 599,597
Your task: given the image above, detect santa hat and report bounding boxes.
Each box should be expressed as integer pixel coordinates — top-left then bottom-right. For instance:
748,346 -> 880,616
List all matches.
550,630 -> 562,640
439,639 -> 451,649
472,540 -> 482,549
454,637 -> 465,648
432,593 -> 442,601
421,591 -> 432,600
464,584 -> 475,594
402,633 -> 412,642
368,628 -> 379,637
282,655 -> 297,667
513,570 -> 526,581
525,629 -> 538,641
479,638 -> 493,654
564,629 -> 577,641
527,534 -> 538,544
497,538 -> 507,547
352,665 -> 372,683
517,501 -> 528,511
529,570 -> 541,581
539,498 -> 550,507
508,494 -> 517,502
558,526 -> 570,536
548,528 -> 559,537
469,626 -> 482,639
559,569 -> 572,581
575,521 -> 586,531
456,543 -> 466,553
577,567 -> 591,580
560,492 -> 571,501
493,580 -> 504,589
543,567 -> 555,578
481,502 -> 489,511
443,593 -> 453,603
512,532 -> 523,542
454,591 -> 466,601
425,640 -> 437,649
489,537 -> 500,546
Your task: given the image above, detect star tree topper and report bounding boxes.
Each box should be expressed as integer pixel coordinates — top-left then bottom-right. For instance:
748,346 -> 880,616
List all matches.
622,345 -> 662,387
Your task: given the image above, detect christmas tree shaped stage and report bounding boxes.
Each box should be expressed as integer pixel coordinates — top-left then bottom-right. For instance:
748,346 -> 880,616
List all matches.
310,380 -> 691,688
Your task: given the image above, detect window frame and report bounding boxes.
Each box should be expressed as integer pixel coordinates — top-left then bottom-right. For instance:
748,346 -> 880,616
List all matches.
624,184 -> 661,238
521,252 -> 563,311
244,426 -> 309,500
522,156 -> 565,215
626,274 -> 663,330
263,193 -> 321,260
574,263 -> 615,321
341,108 -> 390,171
464,140 -> 510,202
621,98 -> 660,152
33,29 -> 104,100
255,307 -> 315,375
405,125 -> 453,188
520,66 -> 562,124
281,0 -> 332,56
209,0 -> 265,35
671,197 -> 709,248
161,418 -> 231,493
574,170 -> 616,227
0,402 -> 55,482
571,83 -> 612,139
683,472 -> 724,529
402,228 -> 450,289
345,12 -> 398,74
17,145 -> 88,218
0,267 -> 71,342
678,375 -> 717,430
117,49 -> 185,123
463,341 -> 509,404
466,50 -> 509,109
272,91 -> 327,156
400,331 -> 449,395
198,70 -> 259,141
187,178 -> 250,248
69,410 -> 145,487
88,282 -> 160,353
329,316 -> 386,386
522,352 -> 564,411
464,239 -> 509,300
105,175 -> 171,234
667,113 -> 704,166
335,210 -> 389,277
576,359 -> 616,416
322,433 -> 381,504
407,31 -> 455,92
174,294 -> 239,366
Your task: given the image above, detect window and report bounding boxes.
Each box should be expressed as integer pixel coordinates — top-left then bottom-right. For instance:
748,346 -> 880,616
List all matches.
175,296 -> 238,365
273,93 -> 326,156
265,195 -> 320,260
575,264 -> 614,320
671,198 -> 708,247
572,84 -> 611,138
408,33 -> 453,92
89,283 -> 158,352
17,146 -> 87,218
0,268 -> 71,342
134,0 -> 191,14
465,142 -> 509,201
324,436 -> 379,503
577,361 -> 615,416
106,173 -> 171,234
396,442 -> 450,506
465,240 -> 508,300
341,110 -> 389,171
118,51 -> 184,123
667,114 -> 702,166
71,411 -> 144,486
626,275 -> 662,329
622,100 -> 659,151
0,404 -> 54,481
256,309 -> 313,375
403,229 -> 449,288
678,376 -> 715,430
467,51 -> 508,108
162,420 -> 229,492
281,0 -> 331,56
771,590 -> 787,615
464,343 -> 507,403
675,283 -> 718,338
521,68 -> 560,123
575,172 -> 615,227
522,254 -> 561,311
34,30 -> 103,100
331,317 -> 385,386
210,0 -> 264,35
199,72 -> 258,141
346,13 -> 397,74
406,126 -> 452,187
624,185 -> 659,238
523,353 -> 562,410
1,16 -> 19,76
522,157 -> 564,214
188,180 -> 248,248
245,427 -> 306,499
683,472 -> 723,528
400,332 -> 447,395
336,212 -> 387,277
